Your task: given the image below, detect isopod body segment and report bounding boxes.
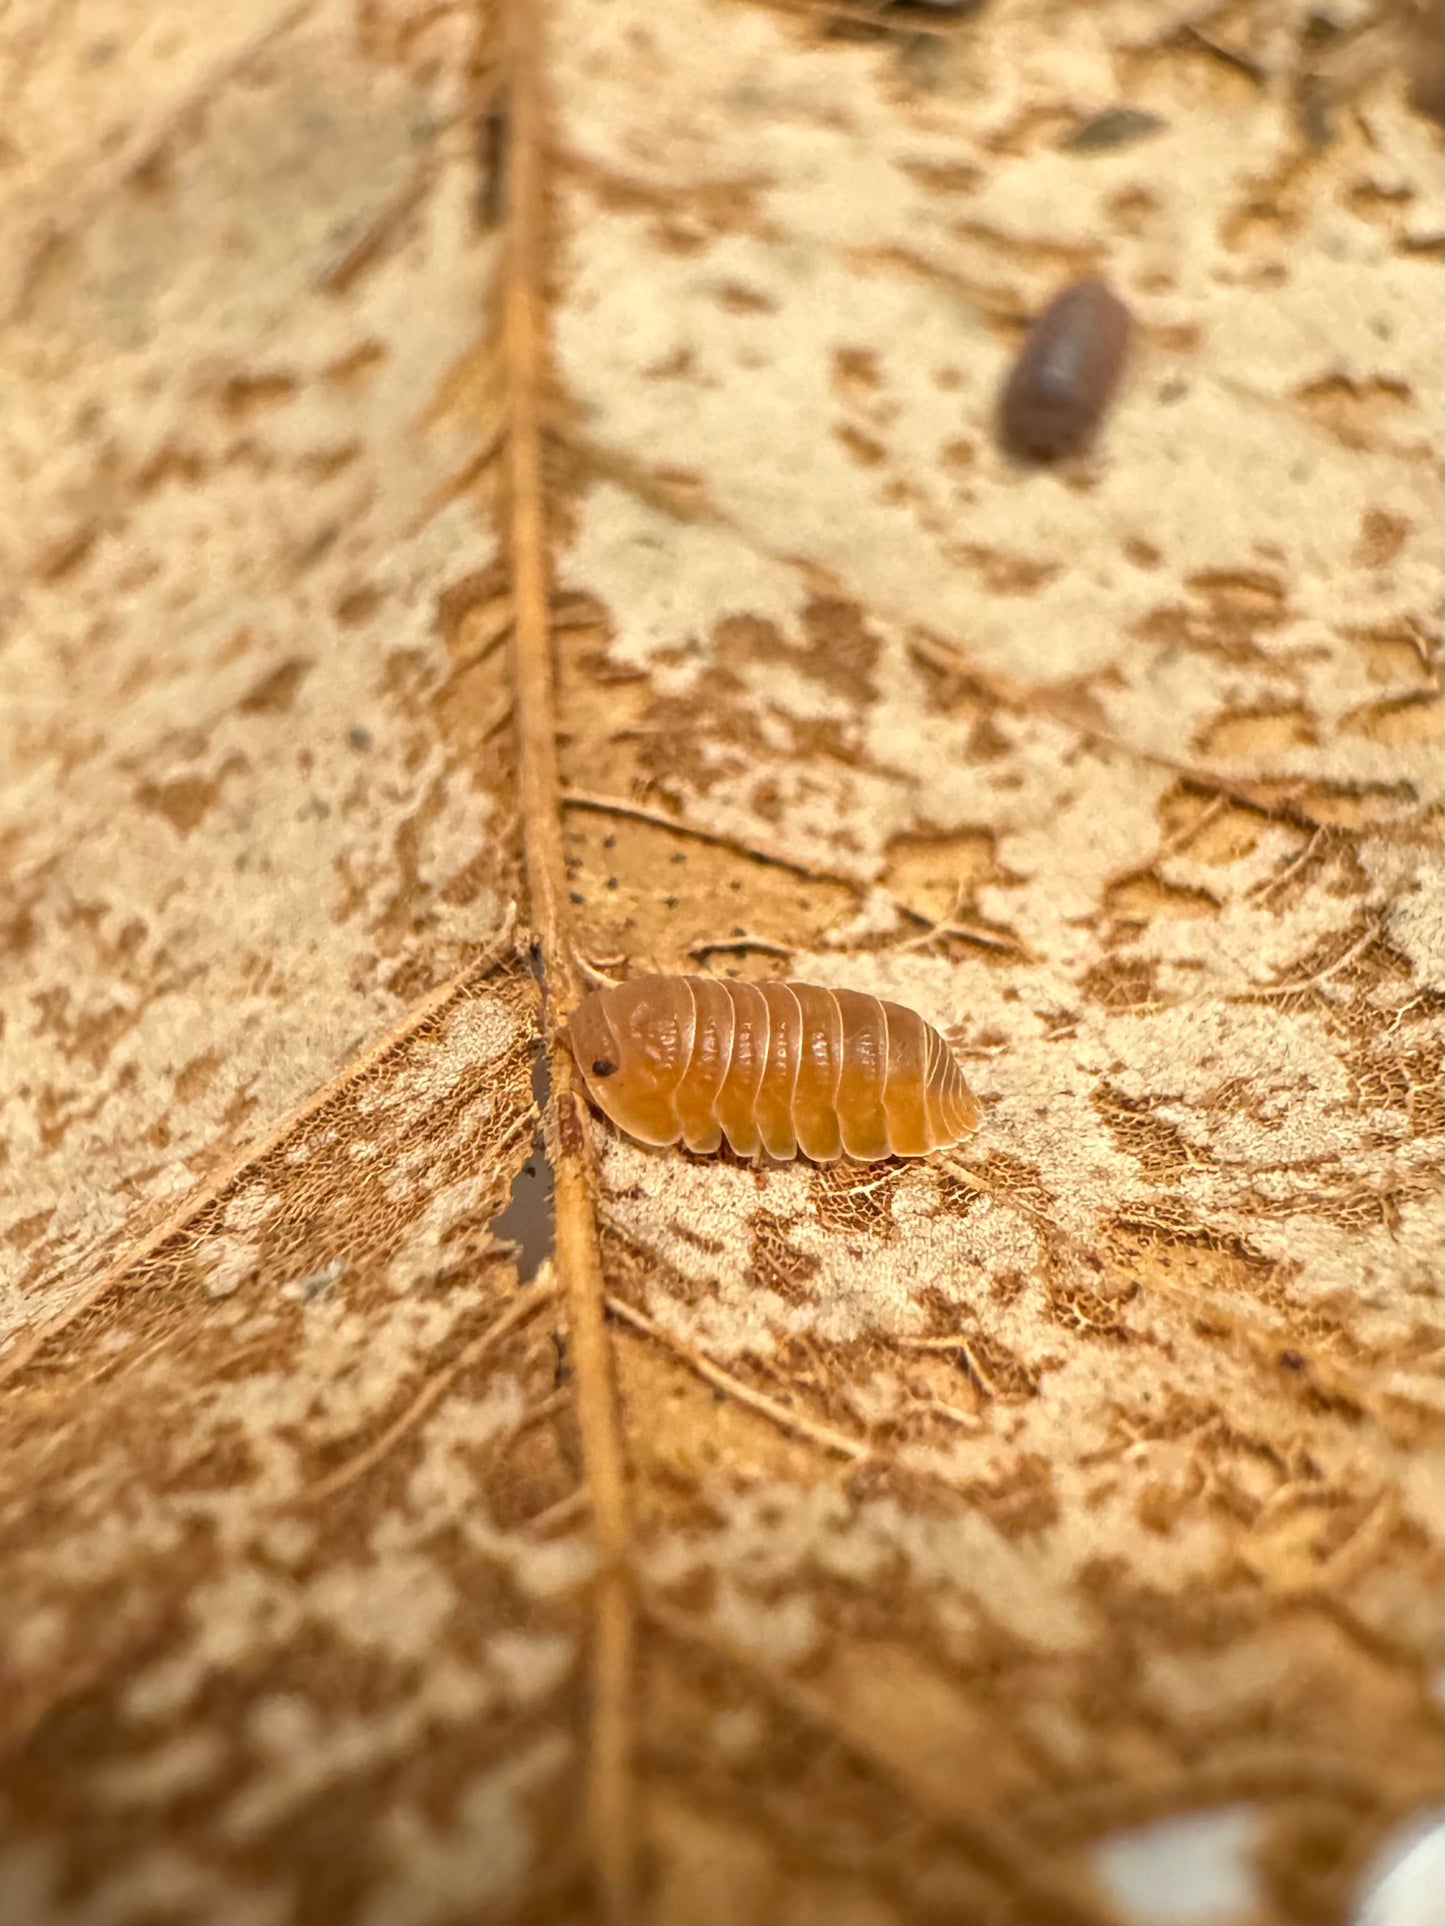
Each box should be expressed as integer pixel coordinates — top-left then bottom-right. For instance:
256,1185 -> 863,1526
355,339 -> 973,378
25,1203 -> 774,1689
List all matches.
998,276 -> 1133,461
566,975 -> 980,1163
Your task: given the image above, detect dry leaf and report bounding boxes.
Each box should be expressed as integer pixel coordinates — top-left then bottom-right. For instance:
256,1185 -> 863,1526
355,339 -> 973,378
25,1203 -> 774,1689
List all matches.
2,1 -> 1441,1923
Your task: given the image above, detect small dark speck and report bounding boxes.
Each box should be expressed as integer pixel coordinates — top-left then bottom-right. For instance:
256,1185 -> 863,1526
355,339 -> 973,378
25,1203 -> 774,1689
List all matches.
1279,1349 -> 1306,1371
606,876 -> 619,890
1060,107 -> 1166,154
730,925 -> 745,937
1158,378 -> 1189,403
569,890 -> 585,904
670,851 -> 687,864
346,725 -> 373,751
665,895 -> 679,909
603,833 -> 617,848
476,105 -> 507,228
729,879 -> 742,891
291,1262 -> 342,1303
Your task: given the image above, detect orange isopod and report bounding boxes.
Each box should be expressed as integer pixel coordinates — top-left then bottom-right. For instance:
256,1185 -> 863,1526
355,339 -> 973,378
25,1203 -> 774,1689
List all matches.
566,975 -> 979,1163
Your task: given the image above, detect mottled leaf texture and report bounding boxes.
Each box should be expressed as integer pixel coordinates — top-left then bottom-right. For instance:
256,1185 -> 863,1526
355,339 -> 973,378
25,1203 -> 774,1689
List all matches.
1,1 -> 1441,1923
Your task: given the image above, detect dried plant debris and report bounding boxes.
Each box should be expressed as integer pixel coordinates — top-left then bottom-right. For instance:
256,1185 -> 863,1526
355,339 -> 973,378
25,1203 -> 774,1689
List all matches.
1060,107 -> 1169,154
997,277 -> 1134,462
1,0 -> 1441,1923
1409,0 -> 1445,123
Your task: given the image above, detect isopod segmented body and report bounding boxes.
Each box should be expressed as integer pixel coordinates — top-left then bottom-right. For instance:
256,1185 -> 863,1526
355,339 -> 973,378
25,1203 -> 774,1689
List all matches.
566,975 -> 979,1163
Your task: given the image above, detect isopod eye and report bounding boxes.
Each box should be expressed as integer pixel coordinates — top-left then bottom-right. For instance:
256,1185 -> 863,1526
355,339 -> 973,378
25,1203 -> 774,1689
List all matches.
591,1057 -> 617,1078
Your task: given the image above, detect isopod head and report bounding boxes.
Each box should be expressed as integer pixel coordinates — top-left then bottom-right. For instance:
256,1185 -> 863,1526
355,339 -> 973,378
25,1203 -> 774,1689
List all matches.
565,979 -> 689,1147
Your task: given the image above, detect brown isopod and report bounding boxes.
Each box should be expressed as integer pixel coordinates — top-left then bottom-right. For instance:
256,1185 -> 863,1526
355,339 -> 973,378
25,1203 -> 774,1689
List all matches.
566,975 -> 980,1163
998,276 -> 1133,462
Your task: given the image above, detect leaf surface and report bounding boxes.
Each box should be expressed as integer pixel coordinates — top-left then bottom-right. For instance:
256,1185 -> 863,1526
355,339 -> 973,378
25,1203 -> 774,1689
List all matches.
2,2 -> 1441,1922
